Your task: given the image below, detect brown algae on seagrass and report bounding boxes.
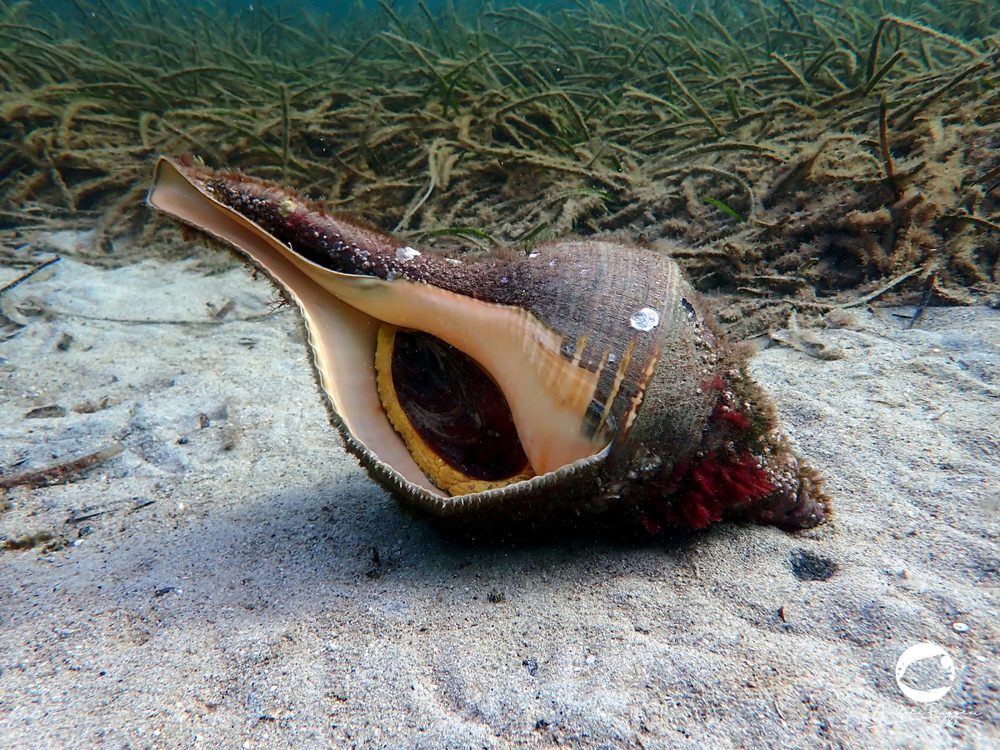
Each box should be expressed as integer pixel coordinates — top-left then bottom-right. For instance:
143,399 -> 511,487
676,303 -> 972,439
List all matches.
0,443 -> 125,490
769,311 -> 847,361
0,1 -> 997,336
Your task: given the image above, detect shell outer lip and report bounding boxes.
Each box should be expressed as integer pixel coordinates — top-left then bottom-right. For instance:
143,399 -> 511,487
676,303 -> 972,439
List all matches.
333,374 -> 614,523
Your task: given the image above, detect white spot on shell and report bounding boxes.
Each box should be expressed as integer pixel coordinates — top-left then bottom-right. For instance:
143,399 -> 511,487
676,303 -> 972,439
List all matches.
395,246 -> 421,262
629,307 -> 660,332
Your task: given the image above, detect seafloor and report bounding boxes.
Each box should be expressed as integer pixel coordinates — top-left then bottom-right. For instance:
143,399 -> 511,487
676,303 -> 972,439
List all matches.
0,246 -> 997,748
1,1 -> 999,748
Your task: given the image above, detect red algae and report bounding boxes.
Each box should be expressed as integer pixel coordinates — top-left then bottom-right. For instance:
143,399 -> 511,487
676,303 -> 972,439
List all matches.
638,451 -> 774,533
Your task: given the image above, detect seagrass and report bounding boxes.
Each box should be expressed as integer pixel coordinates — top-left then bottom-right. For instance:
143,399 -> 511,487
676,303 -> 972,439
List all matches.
0,0 -> 998,337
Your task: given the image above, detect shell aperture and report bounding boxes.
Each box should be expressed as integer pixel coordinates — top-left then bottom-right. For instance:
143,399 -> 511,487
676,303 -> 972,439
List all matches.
376,324 -> 535,495
147,155 -> 829,533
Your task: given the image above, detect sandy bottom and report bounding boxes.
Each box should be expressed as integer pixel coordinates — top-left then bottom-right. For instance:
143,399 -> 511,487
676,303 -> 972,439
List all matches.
0,249 -> 997,749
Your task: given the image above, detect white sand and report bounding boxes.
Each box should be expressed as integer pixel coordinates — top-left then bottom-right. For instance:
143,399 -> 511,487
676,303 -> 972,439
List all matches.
1,252 -> 997,749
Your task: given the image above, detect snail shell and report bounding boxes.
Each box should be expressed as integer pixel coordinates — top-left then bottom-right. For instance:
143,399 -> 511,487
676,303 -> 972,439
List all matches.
147,155 -> 827,533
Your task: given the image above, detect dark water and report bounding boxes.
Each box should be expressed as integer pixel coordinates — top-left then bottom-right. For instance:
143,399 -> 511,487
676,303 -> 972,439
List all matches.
35,0 -> 997,39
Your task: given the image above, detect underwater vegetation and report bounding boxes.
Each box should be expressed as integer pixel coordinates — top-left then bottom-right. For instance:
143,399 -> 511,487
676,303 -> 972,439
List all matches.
1,0 -> 999,334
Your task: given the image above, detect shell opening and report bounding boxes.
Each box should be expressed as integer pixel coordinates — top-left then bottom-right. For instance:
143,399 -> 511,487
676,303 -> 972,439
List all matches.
375,323 -> 536,495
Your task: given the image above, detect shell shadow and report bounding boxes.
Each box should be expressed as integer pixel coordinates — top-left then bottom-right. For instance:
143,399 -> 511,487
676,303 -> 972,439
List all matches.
204,478 -> 716,584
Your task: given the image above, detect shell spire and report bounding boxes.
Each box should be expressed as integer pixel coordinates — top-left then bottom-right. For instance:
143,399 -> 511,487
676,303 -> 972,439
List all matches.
148,155 -> 828,535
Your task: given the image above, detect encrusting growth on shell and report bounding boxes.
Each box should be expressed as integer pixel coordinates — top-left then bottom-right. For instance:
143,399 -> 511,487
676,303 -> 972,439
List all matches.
147,154 -> 829,535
